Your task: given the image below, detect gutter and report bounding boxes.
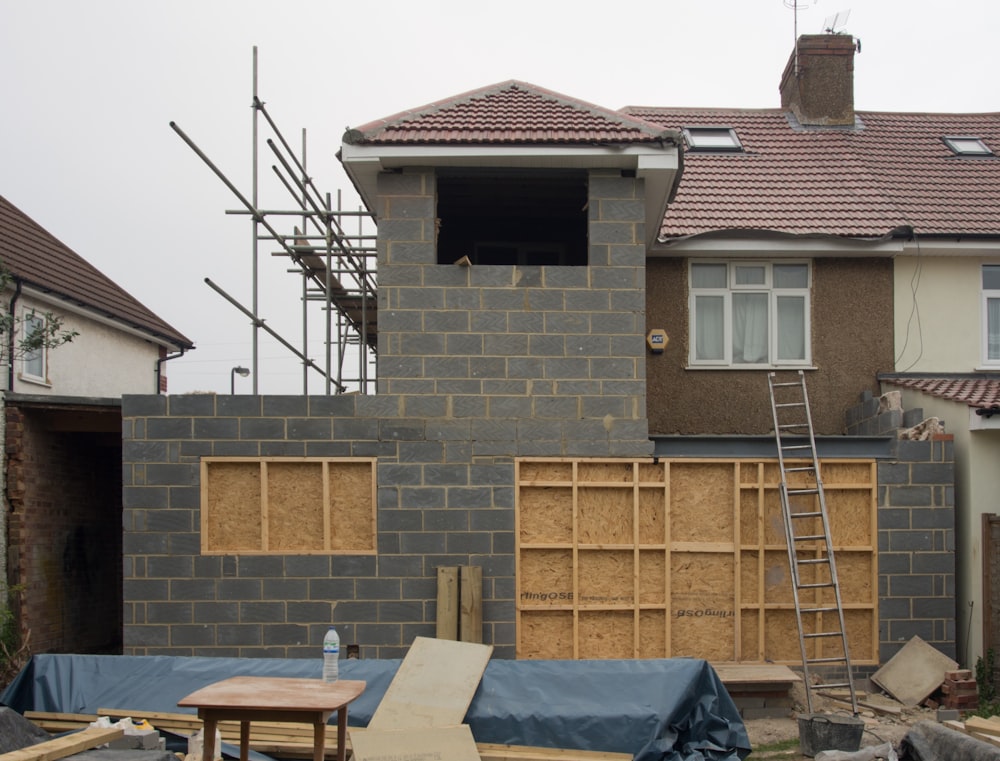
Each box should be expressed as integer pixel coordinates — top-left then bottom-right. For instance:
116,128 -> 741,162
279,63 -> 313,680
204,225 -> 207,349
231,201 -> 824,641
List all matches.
155,349 -> 189,395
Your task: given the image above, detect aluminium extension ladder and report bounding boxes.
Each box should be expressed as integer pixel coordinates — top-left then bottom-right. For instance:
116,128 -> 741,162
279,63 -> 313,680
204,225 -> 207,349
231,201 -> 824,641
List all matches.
767,371 -> 858,715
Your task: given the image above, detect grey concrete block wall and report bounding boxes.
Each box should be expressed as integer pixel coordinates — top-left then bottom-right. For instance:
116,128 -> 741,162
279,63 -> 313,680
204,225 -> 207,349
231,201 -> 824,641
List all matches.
121,168 -> 655,659
844,392 -> 957,668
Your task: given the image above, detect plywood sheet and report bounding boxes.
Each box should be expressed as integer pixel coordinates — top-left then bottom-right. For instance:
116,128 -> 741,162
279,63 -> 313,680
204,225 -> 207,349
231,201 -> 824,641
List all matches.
871,635 -> 958,707
350,725 -> 479,761
367,637 -> 493,731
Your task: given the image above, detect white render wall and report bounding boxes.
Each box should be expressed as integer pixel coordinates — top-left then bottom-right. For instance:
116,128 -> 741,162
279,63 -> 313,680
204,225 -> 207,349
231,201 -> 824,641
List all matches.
4,294 -> 162,397
894,256 -> 985,373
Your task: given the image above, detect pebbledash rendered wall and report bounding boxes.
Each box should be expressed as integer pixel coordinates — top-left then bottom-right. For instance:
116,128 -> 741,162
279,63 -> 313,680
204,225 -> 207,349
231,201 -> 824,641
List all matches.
120,169 -> 653,658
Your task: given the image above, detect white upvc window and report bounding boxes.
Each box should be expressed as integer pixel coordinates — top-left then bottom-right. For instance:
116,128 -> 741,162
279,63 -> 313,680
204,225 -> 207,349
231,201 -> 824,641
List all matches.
689,261 -> 811,368
20,312 -> 47,382
982,265 -> 1000,365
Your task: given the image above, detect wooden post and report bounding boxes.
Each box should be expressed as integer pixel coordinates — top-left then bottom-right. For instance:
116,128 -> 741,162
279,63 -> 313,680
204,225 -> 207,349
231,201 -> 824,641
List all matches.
436,566 -> 459,640
459,565 -> 483,643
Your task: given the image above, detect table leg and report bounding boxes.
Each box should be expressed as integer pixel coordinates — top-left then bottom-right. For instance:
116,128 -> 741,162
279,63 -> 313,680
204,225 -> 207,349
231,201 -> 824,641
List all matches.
203,716 -> 217,761
240,721 -> 251,761
337,707 -> 348,761
313,720 -> 327,761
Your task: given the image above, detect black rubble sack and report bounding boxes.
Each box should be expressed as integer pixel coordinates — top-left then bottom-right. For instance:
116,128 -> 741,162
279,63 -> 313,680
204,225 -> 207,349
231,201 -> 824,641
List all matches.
900,720 -> 1000,761
0,705 -> 51,753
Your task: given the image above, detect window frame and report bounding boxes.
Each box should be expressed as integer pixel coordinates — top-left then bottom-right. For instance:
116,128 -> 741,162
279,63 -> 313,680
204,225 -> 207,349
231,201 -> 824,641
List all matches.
19,311 -> 48,384
688,260 -> 812,369
943,136 -> 994,157
682,126 -> 744,153
981,264 -> 1000,366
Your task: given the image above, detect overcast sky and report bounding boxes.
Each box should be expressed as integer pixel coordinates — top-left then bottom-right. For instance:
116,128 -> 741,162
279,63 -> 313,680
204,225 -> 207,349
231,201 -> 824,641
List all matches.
1,0 -> 997,395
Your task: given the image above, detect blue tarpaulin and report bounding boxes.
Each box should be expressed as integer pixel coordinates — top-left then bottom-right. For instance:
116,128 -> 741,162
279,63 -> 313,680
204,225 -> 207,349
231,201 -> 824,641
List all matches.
2,654 -> 750,761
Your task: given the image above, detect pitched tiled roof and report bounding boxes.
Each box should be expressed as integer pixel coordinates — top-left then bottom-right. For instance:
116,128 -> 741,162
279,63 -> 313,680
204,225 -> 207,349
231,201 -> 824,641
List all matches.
620,107 -> 1000,240
883,377 -> 1000,409
346,80 -> 673,146
0,195 -> 192,349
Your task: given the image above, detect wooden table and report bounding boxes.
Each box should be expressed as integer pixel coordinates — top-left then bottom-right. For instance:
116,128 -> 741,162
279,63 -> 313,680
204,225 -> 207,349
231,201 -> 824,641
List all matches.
178,676 -> 366,761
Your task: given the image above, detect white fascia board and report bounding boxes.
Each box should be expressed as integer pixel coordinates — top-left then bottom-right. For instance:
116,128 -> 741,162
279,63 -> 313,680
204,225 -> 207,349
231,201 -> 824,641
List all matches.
637,153 -> 678,249
18,284 -> 185,352
649,235 -> 905,257
899,238 -> 1000,257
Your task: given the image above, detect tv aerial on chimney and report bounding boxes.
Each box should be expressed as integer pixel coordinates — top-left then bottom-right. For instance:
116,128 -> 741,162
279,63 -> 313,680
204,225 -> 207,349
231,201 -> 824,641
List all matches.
822,8 -> 851,34
784,0 -> 820,78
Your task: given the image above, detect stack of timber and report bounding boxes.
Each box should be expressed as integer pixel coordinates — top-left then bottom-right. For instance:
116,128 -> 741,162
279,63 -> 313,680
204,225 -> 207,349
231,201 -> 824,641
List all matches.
942,715 -> 1000,748
25,707 -> 631,761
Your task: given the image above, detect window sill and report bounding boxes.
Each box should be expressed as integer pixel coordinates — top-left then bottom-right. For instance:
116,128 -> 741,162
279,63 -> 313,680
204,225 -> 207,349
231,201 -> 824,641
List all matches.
685,365 -> 817,371
17,374 -> 51,388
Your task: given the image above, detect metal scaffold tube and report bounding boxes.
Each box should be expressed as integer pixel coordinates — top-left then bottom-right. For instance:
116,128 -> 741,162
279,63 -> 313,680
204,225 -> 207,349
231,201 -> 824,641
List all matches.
170,48 -> 377,395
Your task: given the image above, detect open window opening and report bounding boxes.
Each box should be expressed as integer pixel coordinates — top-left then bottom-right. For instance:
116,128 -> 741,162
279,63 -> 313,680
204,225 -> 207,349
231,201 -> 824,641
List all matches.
436,170 -> 588,266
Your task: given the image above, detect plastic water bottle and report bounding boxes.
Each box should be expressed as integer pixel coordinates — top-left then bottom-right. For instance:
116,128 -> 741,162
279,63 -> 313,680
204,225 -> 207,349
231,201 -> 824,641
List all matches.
322,626 -> 340,682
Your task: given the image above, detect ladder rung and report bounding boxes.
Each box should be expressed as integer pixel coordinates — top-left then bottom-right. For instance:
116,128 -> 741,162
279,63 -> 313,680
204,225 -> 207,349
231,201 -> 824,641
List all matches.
770,381 -> 801,388
797,582 -> 835,589
804,631 -> 845,639
782,444 -> 812,451
787,488 -> 819,495
801,606 -> 839,614
785,466 -> 816,472
778,423 -> 808,429
789,511 -> 823,519
812,681 -> 852,690
775,402 -> 806,408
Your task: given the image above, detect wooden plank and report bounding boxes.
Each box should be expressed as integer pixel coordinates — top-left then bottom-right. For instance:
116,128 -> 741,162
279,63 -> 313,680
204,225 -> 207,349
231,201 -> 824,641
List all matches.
367,636 -> 492,731
350,725 -> 479,761
0,727 -> 123,761
963,716 -> 1000,734
460,565 -> 483,643
944,720 -> 1000,749
477,744 -> 631,761
437,566 -> 459,640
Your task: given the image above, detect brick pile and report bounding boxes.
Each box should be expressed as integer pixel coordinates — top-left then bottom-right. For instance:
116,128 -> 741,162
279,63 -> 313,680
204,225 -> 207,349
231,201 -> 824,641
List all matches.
940,669 -> 979,710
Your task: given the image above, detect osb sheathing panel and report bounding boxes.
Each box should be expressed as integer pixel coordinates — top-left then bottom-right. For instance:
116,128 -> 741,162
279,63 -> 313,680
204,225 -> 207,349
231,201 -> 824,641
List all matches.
267,462 -> 324,552
644,257 -> 893,435
204,462 -> 263,551
670,463 -> 733,544
516,458 -> 878,664
519,611 -> 573,659
201,458 -> 375,555
330,462 -> 377,551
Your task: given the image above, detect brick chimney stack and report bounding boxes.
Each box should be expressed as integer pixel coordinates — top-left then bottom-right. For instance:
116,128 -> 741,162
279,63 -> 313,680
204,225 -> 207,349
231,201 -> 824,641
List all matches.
779,34 -> 857,126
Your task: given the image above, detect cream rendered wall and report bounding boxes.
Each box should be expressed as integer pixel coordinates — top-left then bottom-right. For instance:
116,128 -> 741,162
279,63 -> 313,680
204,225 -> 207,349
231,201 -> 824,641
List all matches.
898,387 -> 1000,667
6,296 -> 160,397
894,256 -> 985,372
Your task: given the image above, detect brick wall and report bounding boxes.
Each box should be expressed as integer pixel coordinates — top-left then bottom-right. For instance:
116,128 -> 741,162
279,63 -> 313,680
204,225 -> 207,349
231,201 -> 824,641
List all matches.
121,169 -> 654,658
6,404 -> 122,653
845,391 -> 956,666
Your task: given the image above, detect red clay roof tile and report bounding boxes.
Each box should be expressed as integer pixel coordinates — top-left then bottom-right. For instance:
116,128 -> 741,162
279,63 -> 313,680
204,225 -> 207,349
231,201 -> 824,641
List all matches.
883,377 -> 1000,409
0,195 -> 192,349
623,107 -> 1000,240
348,80 -> 671,145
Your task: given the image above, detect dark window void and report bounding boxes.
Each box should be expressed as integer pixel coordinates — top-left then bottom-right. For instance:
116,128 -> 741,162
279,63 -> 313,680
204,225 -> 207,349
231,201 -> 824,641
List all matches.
436,170 -> 588,265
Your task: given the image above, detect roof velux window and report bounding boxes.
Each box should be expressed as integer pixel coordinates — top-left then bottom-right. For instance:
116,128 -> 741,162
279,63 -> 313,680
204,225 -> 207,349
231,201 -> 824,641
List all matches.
683,127 -> 743,153
943,136 -> 994,156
